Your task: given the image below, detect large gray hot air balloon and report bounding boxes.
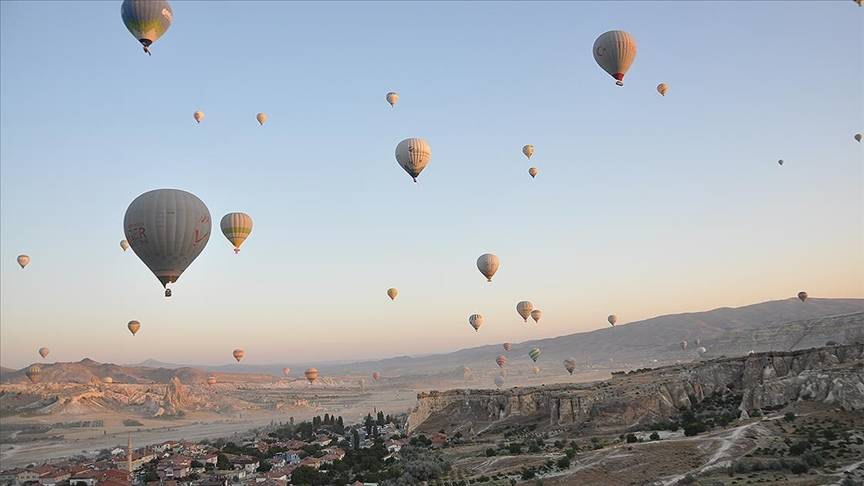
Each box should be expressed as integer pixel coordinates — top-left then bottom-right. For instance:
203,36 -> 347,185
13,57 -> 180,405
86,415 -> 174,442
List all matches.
593,30 -> 637,86
395,138 -> 431,183
476,253 -> 500,282
123,189 -> 211,297
121,0 -> 173,55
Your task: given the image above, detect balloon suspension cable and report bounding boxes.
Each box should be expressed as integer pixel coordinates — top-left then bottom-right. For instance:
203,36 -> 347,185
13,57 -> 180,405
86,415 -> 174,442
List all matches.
412,177 -> 417,183
143,46 -> 151,56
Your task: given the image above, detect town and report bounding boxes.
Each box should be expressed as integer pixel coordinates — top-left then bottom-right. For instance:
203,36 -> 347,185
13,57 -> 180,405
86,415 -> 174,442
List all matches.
0,412 -> 452,486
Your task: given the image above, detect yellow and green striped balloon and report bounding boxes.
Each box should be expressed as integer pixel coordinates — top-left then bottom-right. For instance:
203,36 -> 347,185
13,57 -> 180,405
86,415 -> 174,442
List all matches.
121,0 -> 173,55
220,212 -> 253,254
528,347 -> 542,362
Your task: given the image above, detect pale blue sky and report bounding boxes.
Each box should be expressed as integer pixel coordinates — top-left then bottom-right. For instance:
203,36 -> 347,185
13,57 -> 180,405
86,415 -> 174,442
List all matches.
1,1 -> 862,368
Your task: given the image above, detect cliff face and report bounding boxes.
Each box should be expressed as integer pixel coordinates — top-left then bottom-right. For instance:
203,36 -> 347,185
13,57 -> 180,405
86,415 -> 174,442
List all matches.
407,344 -> 864,434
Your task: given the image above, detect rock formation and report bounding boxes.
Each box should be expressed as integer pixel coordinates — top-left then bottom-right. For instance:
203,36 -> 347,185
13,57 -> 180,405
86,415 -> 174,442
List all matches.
407,344 -> 864,434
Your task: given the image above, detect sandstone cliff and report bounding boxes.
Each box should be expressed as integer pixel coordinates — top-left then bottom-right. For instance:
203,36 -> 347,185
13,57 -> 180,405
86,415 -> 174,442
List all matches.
407,344 -> 864,434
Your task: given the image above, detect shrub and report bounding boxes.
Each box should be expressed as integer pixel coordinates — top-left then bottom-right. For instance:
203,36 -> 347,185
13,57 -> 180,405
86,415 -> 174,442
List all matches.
784,412 -> 796,422
485,448 -> 496,457
625,434 -> 638,443
684,422 -> 707,437
556,456 -> 571,469
649,432 -> 660,441
788,441 -> 811,456
789,461 -> 808,474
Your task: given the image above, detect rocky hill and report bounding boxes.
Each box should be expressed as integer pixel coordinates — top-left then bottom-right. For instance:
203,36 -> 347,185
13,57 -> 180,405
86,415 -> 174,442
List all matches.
407,343 -> 864,435
0,358 -> 278,385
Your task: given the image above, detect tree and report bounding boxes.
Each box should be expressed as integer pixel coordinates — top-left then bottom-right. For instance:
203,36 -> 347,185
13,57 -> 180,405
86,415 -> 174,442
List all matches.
377,411 -> 385,426
190,460 -> 204,468
216,453 -> 232,470
324,413 -> 331,425
335,416 -> 345,434
365,414 -> 374,437
257,461 -> 272,473
352,429 -> 361,450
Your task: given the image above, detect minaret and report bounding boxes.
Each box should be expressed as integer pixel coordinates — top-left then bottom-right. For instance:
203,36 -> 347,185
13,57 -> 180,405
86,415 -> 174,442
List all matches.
127,433 -> 133,477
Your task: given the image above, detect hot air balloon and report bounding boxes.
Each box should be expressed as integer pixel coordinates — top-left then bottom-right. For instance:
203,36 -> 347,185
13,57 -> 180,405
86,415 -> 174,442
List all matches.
494,374 -> 505,388
359,378 -> 366,390
563,358 -> 576,375
395,138 -> 431,183
207,376 -> 217,385
304,368 -> 319,384
17,255 -> 29,269
696,346 -> 707,355
282,368 -> 291,377
679,340 -> 688,351
528,347 -> 541,362
528,167 -> 538,178
530,309 -> 543,324
593,30 -> 637,86
522,145 -> 534,160
778,159 -> 784,166
694,338 -> 701,346
120,240 -> 130,251
127,320 -> 141,336
232,349 -> 245,362
503,343 -> 512,352
532,366 -> 540,375
220,212 -> 253,254
103,377 -> 114,384
372,372 -> 380,382
462,366 -> 472,380
386,91 -> 399,107
476,253 -> 500,282
121,0 -> 173,55
608,315 -> 618,327
496,355 -> 508,368
657,83 -> 668,96
387,288 -> 398,301
469,314 -> 484,332
256,113 -> 267,125
516,301 -> 534,322
38,347 -> 49,359
193,111 -> 204,124
855,133 -> 862,142
26,365 -> 41,383
798,291 -> 808,302
124,189 -> 211,297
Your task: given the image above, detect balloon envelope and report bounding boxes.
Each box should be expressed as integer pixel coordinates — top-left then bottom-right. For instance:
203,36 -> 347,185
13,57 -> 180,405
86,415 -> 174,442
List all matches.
469,314 -> 484,332
121,0 -> 173,54
387,288 -> 398,300
207,376 -> 217,385
282,368 -> 291,376
593,30 -> 637,86
120,240 -> 130,251
495,355 -> 507,368
372,372 -> 380,381
530,309 -> 543,323
26,365 -> 41,383
395,138 -> 431,182
494,374 -> 505,388
194,111 -> 204,123
305,368 -> 319,383
476,253 -> 500,282
563,358 -> 576,375
256,113 -> 267,125
17,255 -> 29,268
503,343 -> 512,352
522,145 -> 534,159
233,349 -> 245,362
528,347 -> 542,362
127,320 -> 141,335
220,212 -> 253,253
124,189 -> 211,294
38,347 -> 50,359
528,167 -> 538,178
386,91 -> 399,107
798,291 -> 808,302
855,133 -> 862,142
516,301 -> 533,322
608,314 -> 618,326
657,83 -> 668,96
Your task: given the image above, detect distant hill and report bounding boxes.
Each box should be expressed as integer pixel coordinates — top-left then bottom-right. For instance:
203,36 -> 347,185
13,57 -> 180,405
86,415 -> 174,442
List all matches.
0,358 -> 278,385
321,298 -> 864,377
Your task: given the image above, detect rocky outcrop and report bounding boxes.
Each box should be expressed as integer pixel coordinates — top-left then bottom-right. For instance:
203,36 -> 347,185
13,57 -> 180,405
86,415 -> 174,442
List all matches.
407,344 -> 864,434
